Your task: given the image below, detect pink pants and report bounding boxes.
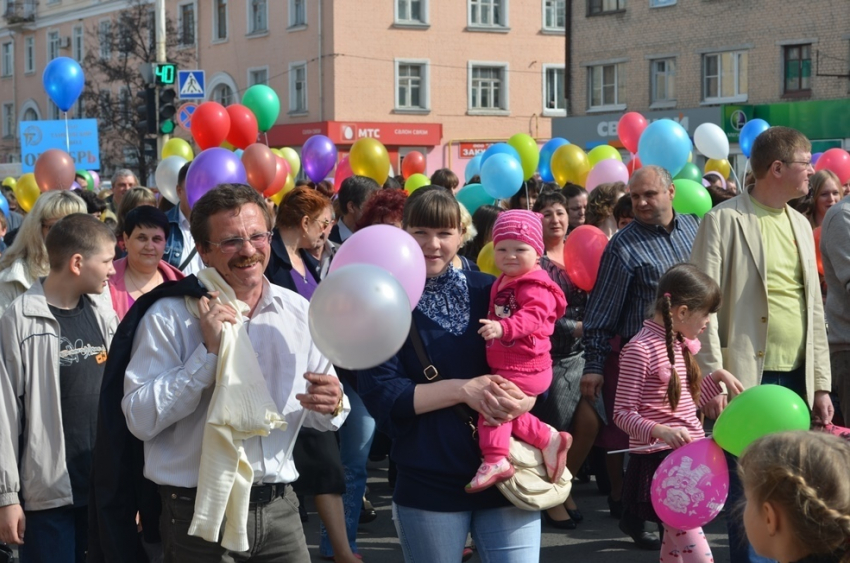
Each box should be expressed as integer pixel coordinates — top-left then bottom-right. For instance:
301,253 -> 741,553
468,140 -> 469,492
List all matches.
660,525 -> 713,563
478,367 -> 553,463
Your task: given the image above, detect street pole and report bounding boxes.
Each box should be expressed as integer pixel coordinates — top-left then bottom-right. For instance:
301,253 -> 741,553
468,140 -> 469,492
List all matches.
155,0 -> 168,160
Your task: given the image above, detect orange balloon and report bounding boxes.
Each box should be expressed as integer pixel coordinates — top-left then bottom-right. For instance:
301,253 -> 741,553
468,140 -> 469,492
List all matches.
34,149 -> 76,191
242,143 -> 277,194
814,226 -> 824,277
263,156 -> 291,198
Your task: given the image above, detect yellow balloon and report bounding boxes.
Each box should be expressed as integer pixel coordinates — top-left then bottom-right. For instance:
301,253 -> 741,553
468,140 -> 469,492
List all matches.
587,145 -> 622,168
162,138 -> 194,161
269,174 -> 295,205
705,158 -> 731,179
477,242 -> 500,276
270,148 -> 283,157
14,173 -> 40,213
278,147 -> 301,178
349,138 -> 390,185
220,140 -> 236,151
2,176 -> 15,189
551,145 -> 591,187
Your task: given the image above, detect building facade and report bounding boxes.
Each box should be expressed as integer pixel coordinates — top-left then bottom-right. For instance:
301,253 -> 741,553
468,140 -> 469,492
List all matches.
0,0 -> 568,180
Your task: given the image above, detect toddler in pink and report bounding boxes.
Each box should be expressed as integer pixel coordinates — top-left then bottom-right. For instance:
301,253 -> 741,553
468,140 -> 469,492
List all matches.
467,209 -> 570,493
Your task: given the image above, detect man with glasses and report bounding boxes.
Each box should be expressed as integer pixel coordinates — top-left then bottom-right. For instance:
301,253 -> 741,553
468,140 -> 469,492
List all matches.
690,126 -> 831,563
119,184 -> 349,562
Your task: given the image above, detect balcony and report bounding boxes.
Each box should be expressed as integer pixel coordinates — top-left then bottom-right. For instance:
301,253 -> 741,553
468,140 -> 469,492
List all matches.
3,1 -> 37,27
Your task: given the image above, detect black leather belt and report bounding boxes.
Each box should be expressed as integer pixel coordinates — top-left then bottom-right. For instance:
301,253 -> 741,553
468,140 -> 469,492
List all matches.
162,483 -> 290,506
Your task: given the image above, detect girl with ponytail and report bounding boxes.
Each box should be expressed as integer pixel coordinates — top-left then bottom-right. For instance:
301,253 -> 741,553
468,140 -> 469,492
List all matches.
613,263 -> 744,562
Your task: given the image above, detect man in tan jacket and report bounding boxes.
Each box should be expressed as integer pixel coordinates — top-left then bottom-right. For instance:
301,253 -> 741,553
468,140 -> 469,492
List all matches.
690,126 -> 831,563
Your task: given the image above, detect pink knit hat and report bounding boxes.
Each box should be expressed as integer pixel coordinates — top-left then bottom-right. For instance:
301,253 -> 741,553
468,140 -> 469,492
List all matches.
492,209 -> 545,256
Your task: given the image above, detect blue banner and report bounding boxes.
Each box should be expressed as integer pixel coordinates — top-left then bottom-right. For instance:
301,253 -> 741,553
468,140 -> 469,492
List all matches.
19,119 -> 100,173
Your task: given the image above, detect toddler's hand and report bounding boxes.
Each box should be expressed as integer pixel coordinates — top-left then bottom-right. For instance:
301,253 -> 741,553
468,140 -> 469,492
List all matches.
478,319 -> 504,341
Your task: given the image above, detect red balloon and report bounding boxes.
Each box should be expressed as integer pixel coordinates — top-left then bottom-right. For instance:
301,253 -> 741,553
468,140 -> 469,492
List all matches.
191,102 -> 231,150
618,112 -> 648,155
626,155 -> 642,177
34,148 -> 76,192
401,151 -> 426,180
563,225 -> 609,292
225,104 -> 259,150
334,156 -> 352,193
263,156 -> 290,198
814,148 -> 850,185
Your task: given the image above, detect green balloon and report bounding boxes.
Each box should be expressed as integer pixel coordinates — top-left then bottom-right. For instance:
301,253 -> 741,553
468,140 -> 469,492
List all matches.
456,183 -> 496,214
508,133 -> 540,180
672,179 -> 712,218
76,169 -> 94,191
713,385 -> 811,457
674,162 -> 702,183
241,85 -> 280,132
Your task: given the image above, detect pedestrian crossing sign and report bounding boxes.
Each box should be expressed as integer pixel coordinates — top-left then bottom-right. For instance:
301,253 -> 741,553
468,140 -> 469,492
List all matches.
178,70 -> 205,100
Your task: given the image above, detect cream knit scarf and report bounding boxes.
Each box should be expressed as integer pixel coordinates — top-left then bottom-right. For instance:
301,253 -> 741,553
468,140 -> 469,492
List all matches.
185,268 -> 287,552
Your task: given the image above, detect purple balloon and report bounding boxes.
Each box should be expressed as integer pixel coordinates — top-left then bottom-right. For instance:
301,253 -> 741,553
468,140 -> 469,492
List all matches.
186,148 -> 248,208
70,181 -> 82,191
586,159 -> 629,192
812,152 -> 824,166
302,135 -> 338,183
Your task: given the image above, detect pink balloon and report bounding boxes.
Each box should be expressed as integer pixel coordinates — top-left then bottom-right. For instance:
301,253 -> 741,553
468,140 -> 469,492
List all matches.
89,170 -> 100,189
586,159 -> 629,192
328,225 -> 426,310
651,438 -> 730,531
333,156 -> 352,193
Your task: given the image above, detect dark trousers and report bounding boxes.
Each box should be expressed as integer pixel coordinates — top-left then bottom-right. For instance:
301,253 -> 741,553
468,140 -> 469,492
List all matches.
159,485 -> 309,563
20,505 -> 87,563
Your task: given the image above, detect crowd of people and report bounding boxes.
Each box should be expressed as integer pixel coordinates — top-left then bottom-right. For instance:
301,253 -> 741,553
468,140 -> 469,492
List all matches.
1,126 -> 850,563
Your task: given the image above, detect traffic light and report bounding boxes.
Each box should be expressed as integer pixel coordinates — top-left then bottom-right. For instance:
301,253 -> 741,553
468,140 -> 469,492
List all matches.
158,87 -> 177,135
136,87 -> 156,135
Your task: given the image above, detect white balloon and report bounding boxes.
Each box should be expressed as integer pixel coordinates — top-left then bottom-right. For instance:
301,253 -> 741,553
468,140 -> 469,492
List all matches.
155,156 -> 188,205
308,264 -> 412,370
693,123 -> 730,161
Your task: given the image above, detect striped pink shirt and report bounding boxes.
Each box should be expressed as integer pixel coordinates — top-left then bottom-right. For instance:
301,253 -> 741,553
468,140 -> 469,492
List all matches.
613,320 -> 723,453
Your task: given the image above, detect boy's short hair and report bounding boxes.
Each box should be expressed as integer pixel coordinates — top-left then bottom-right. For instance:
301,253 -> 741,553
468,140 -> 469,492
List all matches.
612,195 -> 634,222
46,213 -> 116,271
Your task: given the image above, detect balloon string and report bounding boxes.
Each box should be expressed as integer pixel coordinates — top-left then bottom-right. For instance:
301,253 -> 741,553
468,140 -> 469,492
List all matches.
729,163 -> 741,191
743,159 -> 751,191
64,112 -> 70,152
284,358 -> 334,461
264,132 -> 269,147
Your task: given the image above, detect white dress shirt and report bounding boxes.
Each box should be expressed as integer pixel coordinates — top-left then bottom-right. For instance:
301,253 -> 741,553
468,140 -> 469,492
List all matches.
122,279 -> 348,488
177,209 -> 205,276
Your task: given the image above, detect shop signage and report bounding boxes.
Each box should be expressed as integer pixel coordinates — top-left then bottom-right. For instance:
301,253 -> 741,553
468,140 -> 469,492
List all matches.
459,142 -> 494,157
267,121 -> 442,147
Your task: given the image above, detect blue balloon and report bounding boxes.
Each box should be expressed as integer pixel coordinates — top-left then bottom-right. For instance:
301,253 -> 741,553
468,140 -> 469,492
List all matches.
739,119 -> 770,159
480,154 -> 524,199
234,149 -> 244,158
538,138 -> 570,182
481,143 -> 520,167
465,154 -> 483,183
456,183 -> 496,214
637,119 -> 693,178
0,191 -> 8,219
43,57 -> 85,112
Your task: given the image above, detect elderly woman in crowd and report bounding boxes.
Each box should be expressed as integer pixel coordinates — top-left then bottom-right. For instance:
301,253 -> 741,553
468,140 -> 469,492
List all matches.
0,190 -> 90,315
586,182 -> 627,238
108,206 -> 183,320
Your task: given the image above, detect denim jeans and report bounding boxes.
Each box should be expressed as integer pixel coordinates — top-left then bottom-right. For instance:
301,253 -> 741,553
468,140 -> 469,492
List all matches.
20,505 -> 87,563
392,503 -> 541,563
319,389 -> 376,557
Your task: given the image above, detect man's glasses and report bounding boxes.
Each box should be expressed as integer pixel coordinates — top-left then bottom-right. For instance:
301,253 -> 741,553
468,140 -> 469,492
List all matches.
782,160 -> 814,169
206,232 -> 272,254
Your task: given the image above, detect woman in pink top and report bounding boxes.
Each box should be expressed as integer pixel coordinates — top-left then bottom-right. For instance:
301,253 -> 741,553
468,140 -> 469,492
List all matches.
614,264 -> 743,563
109,206 -> 183,319
467,209 -> 570,493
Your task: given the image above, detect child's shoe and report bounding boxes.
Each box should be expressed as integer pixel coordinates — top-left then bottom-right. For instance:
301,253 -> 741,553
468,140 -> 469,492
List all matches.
543,431 -> 572,483
466,457 -> 515,493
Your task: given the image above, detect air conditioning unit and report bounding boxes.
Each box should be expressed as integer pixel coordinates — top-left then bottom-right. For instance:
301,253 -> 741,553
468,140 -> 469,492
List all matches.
59,36 -> 71,49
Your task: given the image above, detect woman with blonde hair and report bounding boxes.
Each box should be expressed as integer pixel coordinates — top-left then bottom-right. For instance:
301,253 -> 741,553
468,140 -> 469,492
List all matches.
807,169 -> 842,228
0,190 -> 89,315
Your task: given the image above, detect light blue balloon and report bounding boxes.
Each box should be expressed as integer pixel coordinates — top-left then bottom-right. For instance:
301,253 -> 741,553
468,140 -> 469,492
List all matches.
480,154 -> 524,199
0,191 -> 8,219
42,56 -> 85,112
456,183 -> 496,214
234,149 -> 244,158
481,143 -> 521,167
637,119 -> 693,178
538,138 -> 570,182
739,119 -> 770,159
465,154 -> 483,183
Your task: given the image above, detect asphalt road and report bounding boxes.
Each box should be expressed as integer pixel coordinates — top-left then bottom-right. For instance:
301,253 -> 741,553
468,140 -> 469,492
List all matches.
302,460 -> 732,563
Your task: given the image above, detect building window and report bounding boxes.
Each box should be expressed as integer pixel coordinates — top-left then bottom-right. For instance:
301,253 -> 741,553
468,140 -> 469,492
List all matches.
588,0 -> 625,15
2,103 -> 14,137
179,3 -> 195,45
650,58 -> 676,104
543,65 -> 565,114
249,67 -> 268,86
289,63 -> 307,113
396,60 -> 429,111
72,25 -> 84,62
47,31 -> 60,62
703,50 -> 748,102
543,0 -> 566,30
22,107 -> 37,121
396,0 -> 426,24
1,43 -> 12,78
99,20 -> 112,59
211,84 -> 234,106
24,36 -> 34,74
469,64 -> 508,111
249,0 -> 268,34
588,62 -> 625,109
214,0 -> 228,41
469,0 -> 506,27
289,0 -> 306,27
784,44 -> 811,94
649,0 -> 676,6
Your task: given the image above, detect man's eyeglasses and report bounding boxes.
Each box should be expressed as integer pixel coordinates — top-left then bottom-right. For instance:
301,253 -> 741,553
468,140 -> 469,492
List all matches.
206,232 -> 272,254
782,160 -> 814,169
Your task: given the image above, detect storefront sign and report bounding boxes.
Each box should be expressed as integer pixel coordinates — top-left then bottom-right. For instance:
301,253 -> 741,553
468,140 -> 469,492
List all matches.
267,121 -> 442,147
19,119 -> 100,172
458,142 -> 494,157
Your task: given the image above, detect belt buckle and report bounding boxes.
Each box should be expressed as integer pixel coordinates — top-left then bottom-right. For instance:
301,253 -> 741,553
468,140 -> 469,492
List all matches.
252,484 -> 273,504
